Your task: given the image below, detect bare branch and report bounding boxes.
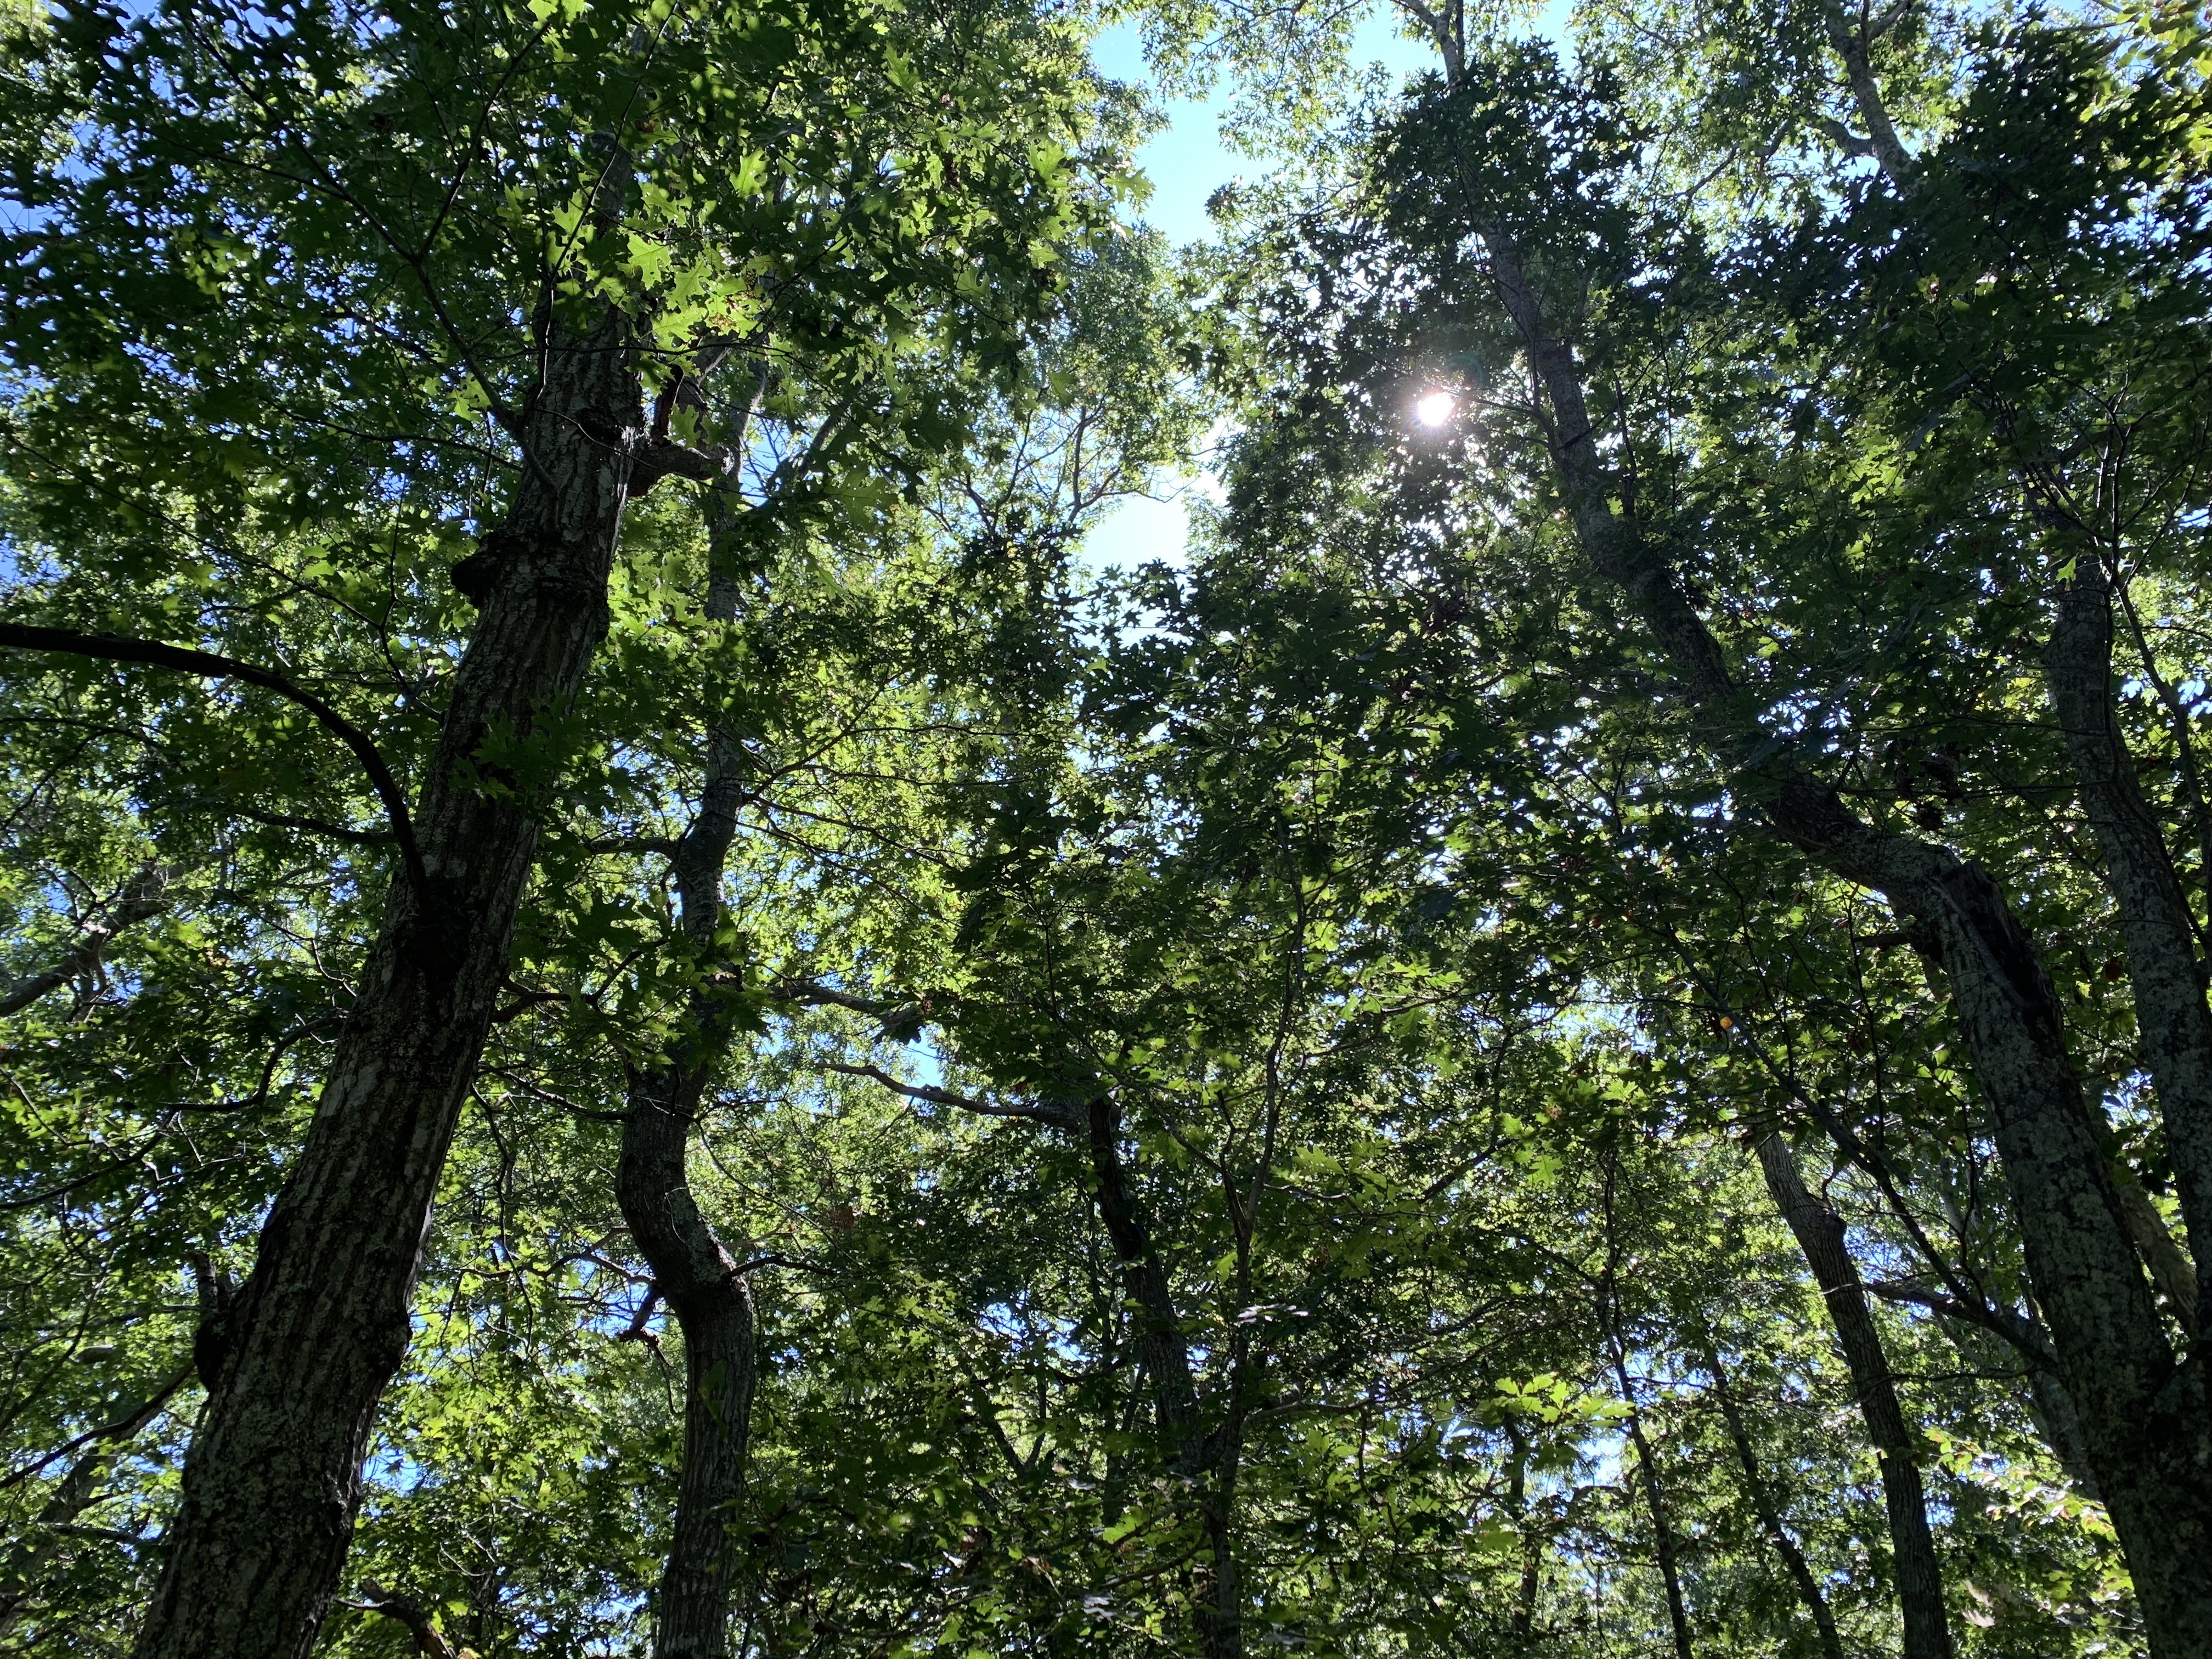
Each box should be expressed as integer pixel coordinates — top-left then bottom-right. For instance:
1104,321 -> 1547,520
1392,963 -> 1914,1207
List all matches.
1813,117 -> 1878,160
1863,1280 -> 2055,1364
631,437 -> 732,494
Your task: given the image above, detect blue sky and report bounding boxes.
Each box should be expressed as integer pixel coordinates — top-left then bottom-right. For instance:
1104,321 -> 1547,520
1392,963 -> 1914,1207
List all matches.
1080,1 -> 1572,571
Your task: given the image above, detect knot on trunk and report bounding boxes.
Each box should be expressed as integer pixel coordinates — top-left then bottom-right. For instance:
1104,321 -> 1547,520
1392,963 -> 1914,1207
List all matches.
449,527 -> 529,608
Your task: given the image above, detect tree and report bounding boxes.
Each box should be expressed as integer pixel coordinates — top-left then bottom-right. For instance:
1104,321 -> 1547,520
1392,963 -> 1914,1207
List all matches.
1171,0 -> 2212,1642
7,0 -> 2209,1649
1,0 -> 1099,1647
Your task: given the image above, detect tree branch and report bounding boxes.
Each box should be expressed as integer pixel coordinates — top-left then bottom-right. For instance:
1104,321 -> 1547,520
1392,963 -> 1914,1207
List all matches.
820,1060 -> 1084,1131
345,1583 -> 459,1659
772,977 -> 934,1041
1812,116 -> 1878,160
630,437 -> 731,494
0,625 -> 427,900
1863,1279 -> 2055,1362
219,802 -> 397,848
0,1359 -> 195,1493
0,865 -> 169,1017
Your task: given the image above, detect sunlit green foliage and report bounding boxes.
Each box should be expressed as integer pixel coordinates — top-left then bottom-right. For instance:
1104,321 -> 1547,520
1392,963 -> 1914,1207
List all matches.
6,0 -> 2212,1653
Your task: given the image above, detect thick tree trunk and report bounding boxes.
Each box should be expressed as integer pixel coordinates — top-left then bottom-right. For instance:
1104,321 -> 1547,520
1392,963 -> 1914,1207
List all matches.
618,480 -> 760,1659
1700,1335 -> 1844,1659
1753,1133 -> 1950,1659
2043,565 -> 2211,1317
1085,1098 -> 1242,1659
132,307 -> 646,1659
1471,226 -> 2212,1653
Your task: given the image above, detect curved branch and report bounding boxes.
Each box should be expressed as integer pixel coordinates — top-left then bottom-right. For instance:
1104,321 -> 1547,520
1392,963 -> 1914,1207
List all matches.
0,624 -> 427,900
0,1359 -> 195,1493
343,1583 -> 458,1659
820,1060 -> 1085,1130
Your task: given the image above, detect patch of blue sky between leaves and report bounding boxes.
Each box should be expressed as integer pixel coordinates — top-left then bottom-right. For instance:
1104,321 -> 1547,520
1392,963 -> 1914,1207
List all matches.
1081,1 -> 1573,574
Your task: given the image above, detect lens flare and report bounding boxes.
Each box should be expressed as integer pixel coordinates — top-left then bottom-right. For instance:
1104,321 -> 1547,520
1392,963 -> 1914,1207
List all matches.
1414,389 -> 1456,427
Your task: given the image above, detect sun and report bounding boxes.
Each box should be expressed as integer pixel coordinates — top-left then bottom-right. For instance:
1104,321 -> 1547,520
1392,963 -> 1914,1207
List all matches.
1413,389 -> 1456,427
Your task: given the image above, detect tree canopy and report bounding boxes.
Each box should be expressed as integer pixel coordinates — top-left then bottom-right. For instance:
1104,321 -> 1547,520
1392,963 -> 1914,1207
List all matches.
3,0 -> 2211,1655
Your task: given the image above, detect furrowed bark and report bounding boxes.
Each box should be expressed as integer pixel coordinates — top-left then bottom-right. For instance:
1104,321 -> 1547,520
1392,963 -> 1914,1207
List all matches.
2044,562 -> 2211,1319
2023,1359 -> 2103,1499
1474,219 -> 2212,1651
618,472 -> 759,1659
1700,1335 -> 1844,1659
1754,1133 -> 1951,1659
131,304 -> 647,1659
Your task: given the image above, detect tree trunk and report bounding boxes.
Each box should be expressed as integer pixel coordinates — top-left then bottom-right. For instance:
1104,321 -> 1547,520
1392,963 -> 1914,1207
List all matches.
2043,563 -> 2211,1318
1599,1305 -> 1694,1659
1085,1097 -> 1242,1659
1594,1156 -> 1694,1659
1195,1464 -> 1244,1659
618,474 -> 761,1659
132,306 -> 647,1659
1470,221 -> 2212,1653
1700,1334 -> 1844,1659
1816,0 -> 2204,1326
1803,56 -> 2212,1627
621,1068 -> 757,1659
1086,1098 -> 1202,1465
1751,1135 -> 1950,1659
1618,1395 -> 1695,1659
1502,1421 -> 1543,1646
